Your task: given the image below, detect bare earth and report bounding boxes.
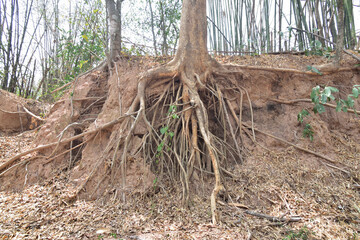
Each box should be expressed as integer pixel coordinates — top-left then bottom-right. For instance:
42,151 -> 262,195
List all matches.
1,53 -> 360,239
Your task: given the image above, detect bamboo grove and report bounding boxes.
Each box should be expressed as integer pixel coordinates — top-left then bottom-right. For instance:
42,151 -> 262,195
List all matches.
207,0 -> 358,54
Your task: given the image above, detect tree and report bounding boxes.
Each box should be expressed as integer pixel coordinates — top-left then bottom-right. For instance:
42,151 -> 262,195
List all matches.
37,0 -> 107,99
334,0 -> 344,66
0,0 -> 39,96
106,0 -> 123,62
122,0 -> 228,224
128,0 -> 181,56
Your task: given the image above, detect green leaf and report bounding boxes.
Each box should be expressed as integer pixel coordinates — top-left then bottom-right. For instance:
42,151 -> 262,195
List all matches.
307,66 -> 322,75
312,95 -> 319,104
297,109 -> 310,123
157,142 -> 164,152
309,134 -> 314,141
311,86 -> 320,102
320,94 -> 327,104
303,124 -> 314,141
323,87 -> 331,97
312,66 -> 322,75
79,60 -> 88,69
314,40 -> 322,49
160,126 -> 168,135
336,101 -> 342,112
168,132 -> 174,138
327,86 -> 339,93
82,34 -> 89,42
168,105 -> 176,113
346,96 -> 354,108
352,87 -> 359,98
313,103 -> 325,114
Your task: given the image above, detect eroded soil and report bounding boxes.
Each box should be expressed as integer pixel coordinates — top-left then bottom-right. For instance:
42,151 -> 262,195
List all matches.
1,53 -> 360,239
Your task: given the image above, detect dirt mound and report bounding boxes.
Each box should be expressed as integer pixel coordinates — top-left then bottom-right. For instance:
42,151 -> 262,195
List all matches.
1,55 -> 359,194
0,59 -> 157,195
0,90 -> 44,133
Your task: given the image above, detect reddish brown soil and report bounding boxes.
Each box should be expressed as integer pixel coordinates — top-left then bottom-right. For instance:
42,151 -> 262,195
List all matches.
0,90 -> 45,133
0,54 -> 360,239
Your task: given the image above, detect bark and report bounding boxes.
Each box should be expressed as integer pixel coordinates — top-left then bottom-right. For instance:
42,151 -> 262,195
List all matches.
1,1 -> 14,90
106,0 -> 123,62
335,0 -> 344,65
314,0 -> 325,47
147,0 -> 158,56
159,1 -> 167,55
171,0 -> 216,84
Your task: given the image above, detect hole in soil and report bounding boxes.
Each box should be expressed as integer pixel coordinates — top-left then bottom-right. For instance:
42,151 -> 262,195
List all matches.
70,128 -> 84,167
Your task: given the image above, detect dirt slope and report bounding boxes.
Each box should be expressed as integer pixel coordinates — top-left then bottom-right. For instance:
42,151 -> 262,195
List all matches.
0,53 -> 360,239
0,90 -> 44,133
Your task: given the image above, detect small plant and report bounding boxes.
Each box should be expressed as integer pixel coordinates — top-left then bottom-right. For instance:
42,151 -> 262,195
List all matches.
283,226 -> 314,240
156,104 -> 177,157
168,105 -> 179,119
153,105 -> 178,189
306,65 -> 322,75
305,40 -> 323,56
297,109 -> 310,124
298,85 -> 360,141
350,232 -> 358,240
156,125 -> 174,156
297,109 -> 313,141
304,40 -> 333,58
310,85 -> 360,114
302,124 -> 314,141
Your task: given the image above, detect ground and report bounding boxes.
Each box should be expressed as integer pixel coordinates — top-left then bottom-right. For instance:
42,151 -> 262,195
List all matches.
0,53 -> 360,239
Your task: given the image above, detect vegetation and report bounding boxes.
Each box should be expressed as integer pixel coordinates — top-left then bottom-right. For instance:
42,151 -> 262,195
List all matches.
1,0 -> 358,99
0,0 -> 107,99
283,226 -> 314,240
208,0 -> 357,54
298,84 -> 360,140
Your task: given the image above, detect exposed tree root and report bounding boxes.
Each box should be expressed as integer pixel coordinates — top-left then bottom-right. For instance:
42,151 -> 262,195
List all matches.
244,210 -> 302,223
0,113 -> 136,173
223,64 -> 359,75
72,56 -> 238,224
270,98 -> 360,114
22,106 -> 45,122
0,106 -> 44,122
3,56 -> 354,226
241,122 -> 351,174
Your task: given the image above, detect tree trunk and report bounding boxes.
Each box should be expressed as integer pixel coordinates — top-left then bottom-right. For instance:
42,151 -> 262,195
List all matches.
106,0 -> 122,62
335,0 -> 344,65
172,0 -> 216,83
147,0 -> 158,56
